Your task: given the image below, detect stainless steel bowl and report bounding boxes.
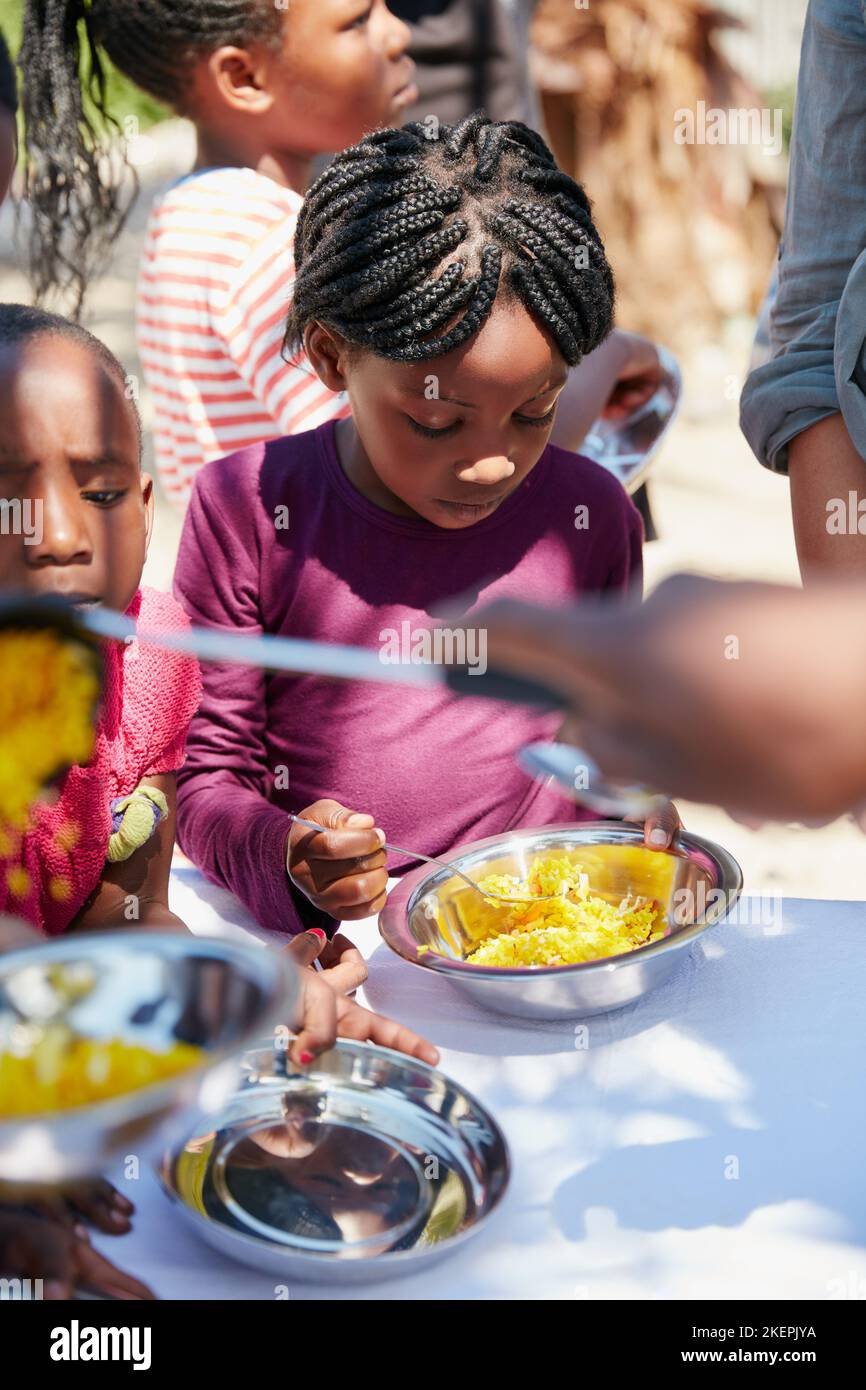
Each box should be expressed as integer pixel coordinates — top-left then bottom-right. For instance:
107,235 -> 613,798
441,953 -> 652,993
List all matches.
380,822 -> 742,1020
160,1039 -> 510,1283
0,932 -> 298,1183
581,344 -> 682,494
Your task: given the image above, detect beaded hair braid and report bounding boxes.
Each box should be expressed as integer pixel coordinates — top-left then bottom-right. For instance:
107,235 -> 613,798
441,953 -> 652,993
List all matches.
286,114 -> 615,366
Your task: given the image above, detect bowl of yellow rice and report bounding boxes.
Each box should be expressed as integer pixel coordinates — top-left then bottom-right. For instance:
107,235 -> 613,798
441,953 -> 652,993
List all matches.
379,822 -> 742,1020
0,931 -> 298,1183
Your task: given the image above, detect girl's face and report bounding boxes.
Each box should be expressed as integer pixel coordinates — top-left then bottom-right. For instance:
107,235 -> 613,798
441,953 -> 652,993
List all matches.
307,297 -> 569,529
0,336 -> 152,612
268,0 -> 416,154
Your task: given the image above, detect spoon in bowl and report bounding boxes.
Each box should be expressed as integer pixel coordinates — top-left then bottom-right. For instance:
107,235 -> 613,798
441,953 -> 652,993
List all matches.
287,814 -> 564,905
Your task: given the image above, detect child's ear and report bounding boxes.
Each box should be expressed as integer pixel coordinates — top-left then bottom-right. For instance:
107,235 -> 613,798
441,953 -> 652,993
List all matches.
304,323 -> 351,393
206,46 -> 275,115
140,473 -> 155,558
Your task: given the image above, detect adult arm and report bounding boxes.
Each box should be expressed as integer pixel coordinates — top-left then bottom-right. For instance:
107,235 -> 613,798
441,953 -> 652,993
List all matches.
741,0 -> 866,572
788,413 -> 866,578
474,575 -> 866,821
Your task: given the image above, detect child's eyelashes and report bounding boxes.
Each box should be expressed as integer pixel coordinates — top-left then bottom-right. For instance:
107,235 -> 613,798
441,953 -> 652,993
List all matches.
81,489 -> 127,507
345,3 -> 373,28
515,405 -> 557,428
405,404 -> 558,439
405,416 -> 461,440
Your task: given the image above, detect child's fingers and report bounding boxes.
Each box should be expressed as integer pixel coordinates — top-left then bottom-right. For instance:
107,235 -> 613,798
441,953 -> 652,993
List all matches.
335,998 -> 440,1066
310,848 -> 387,890
64,1179 -> 134,1235
0,1211 -> 75,1298
316,873 -> 390,920
291,800 -> 384,860
73,1237 -> 157,1301
316,932 -> 368,995
294,822 -> 385,863
289,974 -> 338,1065
285,929 -> 327,970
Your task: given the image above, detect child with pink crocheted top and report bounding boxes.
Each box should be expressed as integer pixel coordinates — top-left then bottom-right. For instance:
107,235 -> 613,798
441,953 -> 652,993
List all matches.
0,303 -> 437,1066
0,304 -> 201,935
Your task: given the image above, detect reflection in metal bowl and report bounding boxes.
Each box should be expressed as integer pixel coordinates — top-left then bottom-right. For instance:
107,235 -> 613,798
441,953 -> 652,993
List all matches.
379,822 -> 742,1020
160,1040 -> 510,1282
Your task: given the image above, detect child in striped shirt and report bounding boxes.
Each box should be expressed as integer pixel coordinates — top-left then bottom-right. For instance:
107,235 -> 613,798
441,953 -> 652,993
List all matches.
21,0 -> 666,508
21,0 -> 418,505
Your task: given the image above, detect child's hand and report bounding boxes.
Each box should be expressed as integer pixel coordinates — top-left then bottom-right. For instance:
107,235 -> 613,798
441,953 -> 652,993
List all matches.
0,1208 -> 155,1300
283,941 -> 438,1069
287,799 -> 388,921
14,1178 -> 135,1236
286,927 -> 367,995
331,993 -> 440,1065
626,797 -> 681,849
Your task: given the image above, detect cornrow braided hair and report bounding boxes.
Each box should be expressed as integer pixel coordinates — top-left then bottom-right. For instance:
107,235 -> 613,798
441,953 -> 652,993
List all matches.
19,0 -> 283,315
286,114 -> 615,366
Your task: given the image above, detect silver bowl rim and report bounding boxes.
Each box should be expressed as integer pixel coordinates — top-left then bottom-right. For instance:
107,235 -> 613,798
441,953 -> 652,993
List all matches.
379,820 -> 743,979
0,930 -> 295,1137
158,1035 -> 513,1274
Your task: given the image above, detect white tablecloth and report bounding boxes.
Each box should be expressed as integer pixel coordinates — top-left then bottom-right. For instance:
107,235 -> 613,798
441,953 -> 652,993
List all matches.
94,865 -> 866,1300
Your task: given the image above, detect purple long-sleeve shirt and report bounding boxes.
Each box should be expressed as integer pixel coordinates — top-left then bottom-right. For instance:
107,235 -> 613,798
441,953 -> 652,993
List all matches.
174,420 -> 643,935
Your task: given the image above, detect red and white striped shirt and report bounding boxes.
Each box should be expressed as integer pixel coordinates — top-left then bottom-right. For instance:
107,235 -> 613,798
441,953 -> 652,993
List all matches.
137,167 -> 350,507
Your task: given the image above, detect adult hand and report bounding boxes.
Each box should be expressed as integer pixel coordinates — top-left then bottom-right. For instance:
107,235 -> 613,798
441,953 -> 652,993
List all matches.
474,576 -> 866,822
601,330 -> 664,420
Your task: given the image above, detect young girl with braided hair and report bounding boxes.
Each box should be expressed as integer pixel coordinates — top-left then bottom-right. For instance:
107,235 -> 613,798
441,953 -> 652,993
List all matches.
19,1 -> 661,506
174,115 -> 680,938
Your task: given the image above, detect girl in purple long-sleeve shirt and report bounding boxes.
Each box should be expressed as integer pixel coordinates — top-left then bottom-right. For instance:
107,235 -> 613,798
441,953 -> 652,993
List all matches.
174,116 -> 678,937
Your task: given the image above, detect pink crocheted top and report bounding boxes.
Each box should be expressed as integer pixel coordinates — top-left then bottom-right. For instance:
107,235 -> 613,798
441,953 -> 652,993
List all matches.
0,588 -> 202,935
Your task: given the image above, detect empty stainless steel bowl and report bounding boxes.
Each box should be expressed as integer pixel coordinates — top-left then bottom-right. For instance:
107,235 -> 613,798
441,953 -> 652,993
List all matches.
379,822 -> 743,1020
161,1038 -> 510,1283
0,931 -> 298,1182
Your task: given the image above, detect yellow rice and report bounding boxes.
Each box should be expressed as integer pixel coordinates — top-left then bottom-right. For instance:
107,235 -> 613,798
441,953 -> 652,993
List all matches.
465,855 -> 665,968
0,1035 -> 203,1116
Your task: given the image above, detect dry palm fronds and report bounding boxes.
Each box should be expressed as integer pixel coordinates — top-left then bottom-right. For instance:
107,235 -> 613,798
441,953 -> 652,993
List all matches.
530,0 -> 784,351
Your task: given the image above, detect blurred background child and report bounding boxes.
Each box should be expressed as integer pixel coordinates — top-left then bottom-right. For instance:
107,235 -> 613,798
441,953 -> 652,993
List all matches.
19,0 -> 416,504
19,0 -> 663,506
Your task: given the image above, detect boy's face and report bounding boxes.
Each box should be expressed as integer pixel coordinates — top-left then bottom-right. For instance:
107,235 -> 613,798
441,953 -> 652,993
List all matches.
0,337 -> 152,613
308,298 -> 569,529
270,0 -> 417,152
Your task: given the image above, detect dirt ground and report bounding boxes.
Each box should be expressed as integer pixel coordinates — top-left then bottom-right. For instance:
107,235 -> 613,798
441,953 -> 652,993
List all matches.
3,120 -> 863,903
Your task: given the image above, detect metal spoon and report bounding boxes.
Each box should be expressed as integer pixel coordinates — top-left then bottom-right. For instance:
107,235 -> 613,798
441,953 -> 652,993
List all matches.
518,742 -> 666,819
287,814 -> 563,905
